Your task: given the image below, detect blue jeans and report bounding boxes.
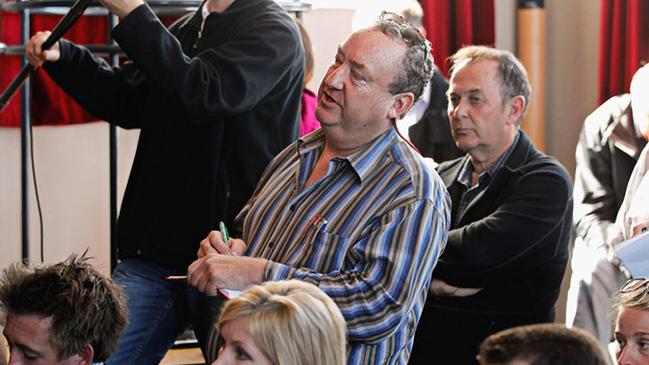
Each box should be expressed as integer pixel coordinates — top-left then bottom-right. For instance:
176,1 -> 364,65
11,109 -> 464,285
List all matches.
106,259 -> 223,365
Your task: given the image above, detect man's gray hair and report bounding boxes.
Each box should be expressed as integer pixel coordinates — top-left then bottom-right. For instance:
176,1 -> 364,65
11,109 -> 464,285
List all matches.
373,11 -> 434,101
449,45 -> 532,125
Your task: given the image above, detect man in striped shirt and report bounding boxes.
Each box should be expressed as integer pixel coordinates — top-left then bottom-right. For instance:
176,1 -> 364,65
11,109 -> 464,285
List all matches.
188,12 -> 450,364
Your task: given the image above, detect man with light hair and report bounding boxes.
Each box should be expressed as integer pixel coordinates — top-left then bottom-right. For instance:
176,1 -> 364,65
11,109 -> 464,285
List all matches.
0,254 -> 128,365
567,64 -> 649,350
188,12 -> 450,365
410,46 -> 572,364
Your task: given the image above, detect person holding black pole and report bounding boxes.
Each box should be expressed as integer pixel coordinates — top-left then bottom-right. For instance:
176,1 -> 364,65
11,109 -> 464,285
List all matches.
25,0 -> 304,363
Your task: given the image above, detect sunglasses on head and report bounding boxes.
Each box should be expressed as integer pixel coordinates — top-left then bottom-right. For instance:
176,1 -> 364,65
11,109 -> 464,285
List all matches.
621,277 -> 649,293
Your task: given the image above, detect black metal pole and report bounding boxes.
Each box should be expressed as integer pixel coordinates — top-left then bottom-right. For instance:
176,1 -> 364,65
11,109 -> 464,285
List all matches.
0,0 -> 93,112
108,14 -> 119,270
20,8 -> 31,262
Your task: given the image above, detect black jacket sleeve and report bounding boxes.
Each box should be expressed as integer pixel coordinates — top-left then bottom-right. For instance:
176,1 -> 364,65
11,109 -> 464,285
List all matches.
43,3 -> 302,129
435,158 -> 573,287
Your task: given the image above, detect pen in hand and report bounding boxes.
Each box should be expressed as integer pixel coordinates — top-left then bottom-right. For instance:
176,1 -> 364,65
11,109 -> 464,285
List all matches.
164,275 -> 187,281
219,221 -> 230,247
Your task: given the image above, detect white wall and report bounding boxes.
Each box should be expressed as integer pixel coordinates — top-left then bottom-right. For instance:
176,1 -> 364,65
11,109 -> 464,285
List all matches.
545,0 -> 600,176
0,123 -> 138,275
302,8 -> 355,92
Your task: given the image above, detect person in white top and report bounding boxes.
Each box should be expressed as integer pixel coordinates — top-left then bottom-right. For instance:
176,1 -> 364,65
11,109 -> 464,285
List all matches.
616,143 -> 649,240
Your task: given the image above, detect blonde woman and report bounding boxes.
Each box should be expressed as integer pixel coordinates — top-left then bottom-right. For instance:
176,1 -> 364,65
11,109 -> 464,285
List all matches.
212,280 -> 346,365
614,278 -> 649,365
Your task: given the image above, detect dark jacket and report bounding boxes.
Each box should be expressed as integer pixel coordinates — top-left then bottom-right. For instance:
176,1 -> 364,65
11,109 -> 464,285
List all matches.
410,132 -> 573,364
44,0 -> 304,269
573,94 -> 646,248
408,70 -> 464,163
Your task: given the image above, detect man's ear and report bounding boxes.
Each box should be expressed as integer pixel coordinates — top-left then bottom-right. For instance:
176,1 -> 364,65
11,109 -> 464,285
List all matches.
387,92 -> 415,120
72,344 -> 94,365
506,95 -> 526,126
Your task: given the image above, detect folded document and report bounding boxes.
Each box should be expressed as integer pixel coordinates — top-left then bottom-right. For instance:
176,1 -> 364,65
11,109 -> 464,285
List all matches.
616,230 -> 649,278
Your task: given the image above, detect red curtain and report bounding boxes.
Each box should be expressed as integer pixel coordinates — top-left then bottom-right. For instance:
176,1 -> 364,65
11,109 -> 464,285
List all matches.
599,0 -> 649,104
0,13 -> 108,127
0,11 -> 180,127
419,0 -> 495,78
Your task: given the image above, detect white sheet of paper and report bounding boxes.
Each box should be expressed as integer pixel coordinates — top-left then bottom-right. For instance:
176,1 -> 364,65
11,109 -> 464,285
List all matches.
615,230 -> 649,278
218,288 -> 243,300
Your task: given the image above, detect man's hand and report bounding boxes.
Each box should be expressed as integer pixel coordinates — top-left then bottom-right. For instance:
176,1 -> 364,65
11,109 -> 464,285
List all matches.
197,230 -> 247,258
430,278 -> 482,297
186,254 -> 267,296
97,0 -> 144,19
25,31 -> 60,67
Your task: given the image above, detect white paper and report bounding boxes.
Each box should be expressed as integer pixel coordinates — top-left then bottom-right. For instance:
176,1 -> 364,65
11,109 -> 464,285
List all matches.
615,230 -> 649,278
218,288 -> 243,300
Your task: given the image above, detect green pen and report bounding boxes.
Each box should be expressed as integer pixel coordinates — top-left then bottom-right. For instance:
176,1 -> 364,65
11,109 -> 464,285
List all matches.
219,221 -> 230,246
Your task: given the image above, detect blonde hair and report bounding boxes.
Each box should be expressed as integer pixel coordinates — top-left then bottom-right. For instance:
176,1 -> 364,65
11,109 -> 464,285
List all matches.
295,19 -> 314,86
614,278 -> 649,318
217,280 -> 346,365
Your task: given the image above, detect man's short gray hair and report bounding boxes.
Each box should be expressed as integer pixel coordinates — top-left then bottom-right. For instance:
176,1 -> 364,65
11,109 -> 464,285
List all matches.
373,11 -> 434,101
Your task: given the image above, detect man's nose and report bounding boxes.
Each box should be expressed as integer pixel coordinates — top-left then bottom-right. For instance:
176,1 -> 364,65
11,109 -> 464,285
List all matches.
449,99 -> 468,119
324,64 -> 345,90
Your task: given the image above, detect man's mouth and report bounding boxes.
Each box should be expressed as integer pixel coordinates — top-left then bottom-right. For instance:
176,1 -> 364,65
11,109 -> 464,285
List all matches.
454,128 -> 472,134
322,91 -> 340,107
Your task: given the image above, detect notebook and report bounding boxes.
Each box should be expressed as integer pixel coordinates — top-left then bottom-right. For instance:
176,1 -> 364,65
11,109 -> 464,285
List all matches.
616,230 -> 649,278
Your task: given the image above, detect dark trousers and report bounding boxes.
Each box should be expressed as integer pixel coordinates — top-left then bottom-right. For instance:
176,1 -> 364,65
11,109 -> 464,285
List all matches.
409,304 -> 536,365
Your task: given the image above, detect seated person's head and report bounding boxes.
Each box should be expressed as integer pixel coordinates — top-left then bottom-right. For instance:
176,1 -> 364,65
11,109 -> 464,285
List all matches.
614,277 -> 649,365
0,254 -> 127,365
448,45 -> 531,127
630,64 -> 649,141
213,280 -> 346,365
478,323 -> 608,365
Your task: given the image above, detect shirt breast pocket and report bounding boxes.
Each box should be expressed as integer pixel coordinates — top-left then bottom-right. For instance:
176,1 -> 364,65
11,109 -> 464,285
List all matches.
291,227 -> 350,271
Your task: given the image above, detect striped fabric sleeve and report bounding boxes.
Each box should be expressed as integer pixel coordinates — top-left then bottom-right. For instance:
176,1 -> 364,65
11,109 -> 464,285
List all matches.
265,198 -> 448,342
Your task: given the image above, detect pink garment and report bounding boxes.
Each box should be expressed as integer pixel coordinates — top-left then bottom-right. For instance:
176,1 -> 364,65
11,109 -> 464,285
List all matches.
299,88 -> 320,137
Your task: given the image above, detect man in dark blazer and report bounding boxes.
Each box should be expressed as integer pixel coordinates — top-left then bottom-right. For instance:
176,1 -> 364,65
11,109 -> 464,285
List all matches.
409,46 -> 573,364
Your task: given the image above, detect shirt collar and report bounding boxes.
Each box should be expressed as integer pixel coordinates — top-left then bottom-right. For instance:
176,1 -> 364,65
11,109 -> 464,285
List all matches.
458,131 -> 520,188
346,128 -> 398,182
297,128 -> 399,183
201,2 -> 209,19
606,100 -> 644,158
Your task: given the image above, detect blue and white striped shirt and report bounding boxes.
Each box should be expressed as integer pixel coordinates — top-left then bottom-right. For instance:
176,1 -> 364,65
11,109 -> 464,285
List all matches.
237,128 -> 450,364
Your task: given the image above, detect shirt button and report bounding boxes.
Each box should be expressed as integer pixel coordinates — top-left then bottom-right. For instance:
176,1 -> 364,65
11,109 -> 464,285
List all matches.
268,241 -> 275,248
